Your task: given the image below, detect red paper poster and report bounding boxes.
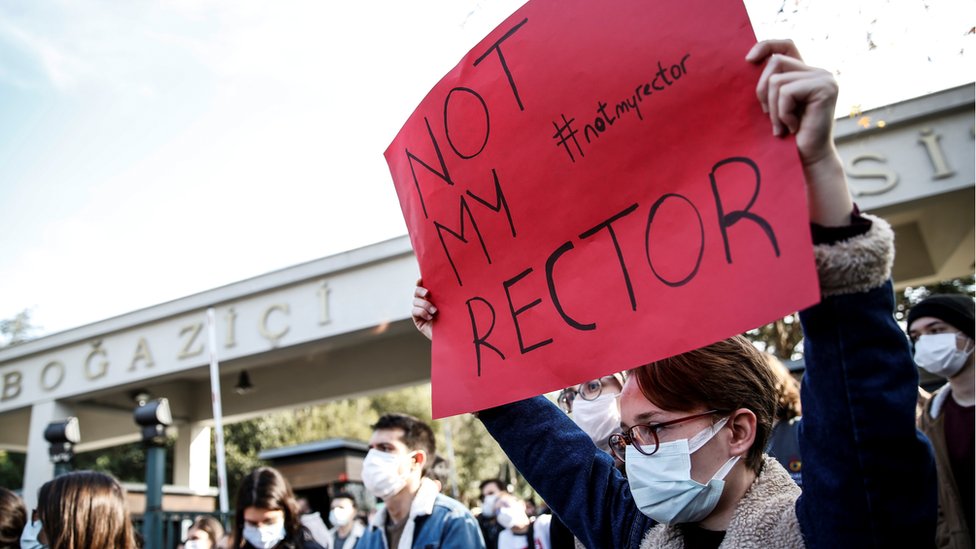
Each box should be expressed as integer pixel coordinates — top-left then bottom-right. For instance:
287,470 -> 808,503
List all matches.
385,0 -> 820,418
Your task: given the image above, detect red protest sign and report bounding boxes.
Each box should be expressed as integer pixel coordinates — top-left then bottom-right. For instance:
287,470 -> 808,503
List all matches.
385,0 -> 820,418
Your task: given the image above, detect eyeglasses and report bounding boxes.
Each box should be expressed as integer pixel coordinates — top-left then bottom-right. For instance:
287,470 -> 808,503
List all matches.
608,410 -> 722,461
557,377 -> 621,412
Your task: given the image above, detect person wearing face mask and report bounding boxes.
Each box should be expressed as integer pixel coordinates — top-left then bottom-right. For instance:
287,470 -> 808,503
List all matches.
908,294 -> 975,549
558,375 -> 625,454
411,39 -> 937,549
356,413 -> 484,549
477,479 -> 510,549
327,493 -> 364,549
183,516 -> 225,549
551,376 -> 624,549
494,494 -> 552,549
231,467 -> 326,549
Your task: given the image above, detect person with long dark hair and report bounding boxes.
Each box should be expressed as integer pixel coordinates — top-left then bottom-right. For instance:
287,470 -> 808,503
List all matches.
231,466 -> 326,549
21,470 -> 137,549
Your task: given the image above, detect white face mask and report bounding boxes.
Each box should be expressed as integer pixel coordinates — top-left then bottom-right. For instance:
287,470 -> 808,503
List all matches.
242,521 -> 285,549
571,393 -> 622,453
626,417 -> 739,525
20,519 -> 46,549
481,494 -> 498,518
914,333 -> 974,378
362,448 -> 410,500
183,541 -> 206,549
329,506 -> 353,527
496,505 -> 528,530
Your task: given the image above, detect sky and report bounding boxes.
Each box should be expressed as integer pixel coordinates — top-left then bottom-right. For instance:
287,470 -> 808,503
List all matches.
1,0 -> 973,339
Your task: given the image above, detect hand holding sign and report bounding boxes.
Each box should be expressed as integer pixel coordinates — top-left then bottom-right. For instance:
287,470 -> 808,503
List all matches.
387,0 -> 827,418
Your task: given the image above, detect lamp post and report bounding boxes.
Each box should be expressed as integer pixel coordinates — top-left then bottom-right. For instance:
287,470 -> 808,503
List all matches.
43,417 -> 80,477
134,398 -> 172,549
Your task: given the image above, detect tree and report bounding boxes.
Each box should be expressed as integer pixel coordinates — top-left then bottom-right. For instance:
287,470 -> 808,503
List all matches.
747,276 -> 976,361
0,308 -> 39,348
0,450 -> 26,490
747,313 -> 804,360
895,275 -> 975,322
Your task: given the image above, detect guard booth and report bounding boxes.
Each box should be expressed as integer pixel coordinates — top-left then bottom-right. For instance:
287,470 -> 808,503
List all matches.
259,438 -> 373,519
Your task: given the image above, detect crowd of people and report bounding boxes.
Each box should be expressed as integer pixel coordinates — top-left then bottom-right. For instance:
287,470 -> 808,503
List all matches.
0,38 -> 972,549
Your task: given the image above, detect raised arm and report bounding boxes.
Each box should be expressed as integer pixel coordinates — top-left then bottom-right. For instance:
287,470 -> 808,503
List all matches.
748,39 -> 937,547
411,282 -> 650,547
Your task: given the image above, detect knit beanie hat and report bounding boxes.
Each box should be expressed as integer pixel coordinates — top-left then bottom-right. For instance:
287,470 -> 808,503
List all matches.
907,294 -> 975,339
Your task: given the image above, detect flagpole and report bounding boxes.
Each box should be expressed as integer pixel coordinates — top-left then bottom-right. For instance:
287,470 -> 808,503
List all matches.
207,307 -> 230,514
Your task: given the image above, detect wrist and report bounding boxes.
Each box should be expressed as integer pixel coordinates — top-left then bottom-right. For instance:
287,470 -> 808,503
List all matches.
802,148 -> 853,227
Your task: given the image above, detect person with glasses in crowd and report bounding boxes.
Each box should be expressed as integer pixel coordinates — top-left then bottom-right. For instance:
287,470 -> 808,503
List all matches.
909,294 -> 975,548
550,376 -> 625,549
557,375 -> 625,455
411,39 -> 936,548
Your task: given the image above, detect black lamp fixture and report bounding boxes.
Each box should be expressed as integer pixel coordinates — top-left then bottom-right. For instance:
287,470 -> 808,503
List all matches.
133,398 -> 173,446
44,417 -> 81,475
235,370 -> 254,395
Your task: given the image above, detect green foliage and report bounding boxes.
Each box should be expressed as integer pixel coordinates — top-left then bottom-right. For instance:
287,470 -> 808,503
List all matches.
747,276 -> 976,360
73,437 -> 176,484
746,313 -> 803,360
0,450 -> 26,490
214,384 -> 519,507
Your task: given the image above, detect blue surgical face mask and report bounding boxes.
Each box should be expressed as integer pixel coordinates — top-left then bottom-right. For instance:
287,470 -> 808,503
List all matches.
626,417 -> 739,525
21,518 -> 47,549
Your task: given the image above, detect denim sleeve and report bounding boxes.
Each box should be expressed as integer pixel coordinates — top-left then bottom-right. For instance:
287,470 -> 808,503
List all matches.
796,280 -> 937,548
478,396 -> 651,548
436,507 -> 486,549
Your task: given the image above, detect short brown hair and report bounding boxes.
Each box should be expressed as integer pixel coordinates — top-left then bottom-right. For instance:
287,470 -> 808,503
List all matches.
37,470 -> 137,549
371,413 -> 437,474
629,336 -> 777,472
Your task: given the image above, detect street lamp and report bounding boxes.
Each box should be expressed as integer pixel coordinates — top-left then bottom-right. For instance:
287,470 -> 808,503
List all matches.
43,417 -> 80,477
134,398 -> 172,549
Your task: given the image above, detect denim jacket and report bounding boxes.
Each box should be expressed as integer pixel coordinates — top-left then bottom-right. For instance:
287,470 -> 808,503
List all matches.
479,215 -> 937,548
357,478 -> 486,549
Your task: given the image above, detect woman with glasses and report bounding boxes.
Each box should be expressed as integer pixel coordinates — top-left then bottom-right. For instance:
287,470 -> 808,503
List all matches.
412,39 -> 936,548
557,374 -> 625,454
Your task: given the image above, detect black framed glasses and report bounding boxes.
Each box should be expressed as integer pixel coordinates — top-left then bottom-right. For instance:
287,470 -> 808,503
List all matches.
557,377 -> 619,412
608,410 -> 722,461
